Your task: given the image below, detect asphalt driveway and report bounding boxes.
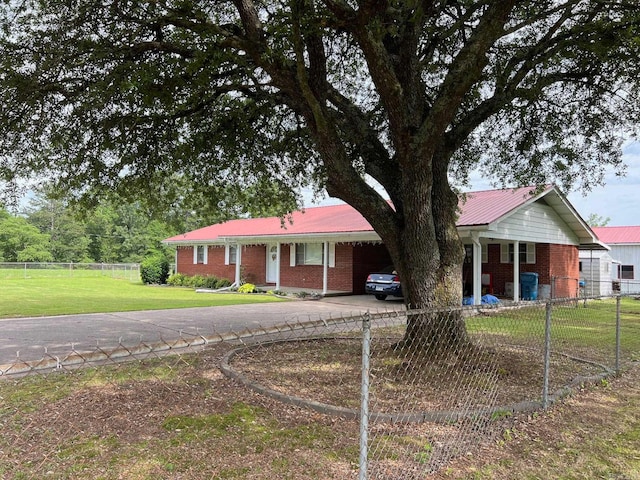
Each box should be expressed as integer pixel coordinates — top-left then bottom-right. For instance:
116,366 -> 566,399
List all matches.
0,295 -> 404,365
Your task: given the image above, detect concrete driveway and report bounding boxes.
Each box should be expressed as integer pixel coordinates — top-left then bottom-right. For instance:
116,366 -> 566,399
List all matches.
0,295 -> 405,365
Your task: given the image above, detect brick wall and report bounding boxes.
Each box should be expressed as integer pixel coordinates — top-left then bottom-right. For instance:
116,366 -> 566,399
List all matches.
467,243 -> 578,298
175,241 -> 580,298
175,245 -> 266,284
549,243 -> 580,298
278,243 -> 355,292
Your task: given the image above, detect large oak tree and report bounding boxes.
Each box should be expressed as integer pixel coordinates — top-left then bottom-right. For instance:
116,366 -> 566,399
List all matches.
1,1 -> 639,348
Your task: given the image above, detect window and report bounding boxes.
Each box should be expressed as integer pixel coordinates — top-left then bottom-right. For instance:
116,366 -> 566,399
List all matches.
295,243 -> 323,265
579,261 -> 583,272
620,265 -> 634,280
289,243 -> 336,267
500,243 -> 535,264
193,245 -> 207,265
224,244 -> 238,265
463,244 -> 488,263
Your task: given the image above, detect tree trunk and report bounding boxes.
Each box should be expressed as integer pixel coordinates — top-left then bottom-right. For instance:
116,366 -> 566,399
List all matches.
385,169 -> 470,354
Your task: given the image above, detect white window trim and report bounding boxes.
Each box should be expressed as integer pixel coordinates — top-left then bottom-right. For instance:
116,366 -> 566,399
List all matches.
290,243 -> 296,267
481,243 -> 488,263
289,242 -> 335,267
500,243 -> 535,264
225,244 -> 237,265
194,245 -> 208,265
328,242 -> 335,268
525,243 -> 535,264
500,243 -> 509,264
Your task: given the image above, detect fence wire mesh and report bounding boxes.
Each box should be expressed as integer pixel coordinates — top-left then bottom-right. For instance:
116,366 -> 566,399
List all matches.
0,295 -> 637,479
0,262 -> 140,281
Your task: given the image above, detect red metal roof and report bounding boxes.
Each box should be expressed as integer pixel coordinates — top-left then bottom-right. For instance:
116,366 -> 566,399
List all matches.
165,203 -> 374,242
164,186 -> 547,243
592,226 -> 640,244
456,186 -> 544,226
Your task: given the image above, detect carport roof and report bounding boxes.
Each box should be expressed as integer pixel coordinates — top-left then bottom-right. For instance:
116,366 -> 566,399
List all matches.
164,185 -> 602,248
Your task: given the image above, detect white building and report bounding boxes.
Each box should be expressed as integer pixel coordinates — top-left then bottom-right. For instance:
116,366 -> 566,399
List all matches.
592,226 -> 640,294
578,249 -> 614,296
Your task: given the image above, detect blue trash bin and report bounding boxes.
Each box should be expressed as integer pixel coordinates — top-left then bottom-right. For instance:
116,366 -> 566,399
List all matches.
520,272 -> 539,300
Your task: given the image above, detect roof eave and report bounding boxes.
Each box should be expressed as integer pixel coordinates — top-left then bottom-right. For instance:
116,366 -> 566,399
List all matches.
163,231 -> 382,245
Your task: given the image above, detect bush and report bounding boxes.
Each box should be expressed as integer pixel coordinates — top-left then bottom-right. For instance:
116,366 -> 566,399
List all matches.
201,276 -> 220,289
140,254 -> 170,285
167,273 -> 188,286
238,282 -> 256,293
166,273 -> 232,289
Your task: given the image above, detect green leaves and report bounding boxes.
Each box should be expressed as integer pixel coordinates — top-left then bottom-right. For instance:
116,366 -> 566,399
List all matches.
0,211 -> 52,262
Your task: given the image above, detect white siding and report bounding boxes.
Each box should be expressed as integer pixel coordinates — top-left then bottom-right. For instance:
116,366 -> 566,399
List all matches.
493,203 -> 579,245
579,251 -> 613,296
608,245 -> 640,278
608,245 -> 640,293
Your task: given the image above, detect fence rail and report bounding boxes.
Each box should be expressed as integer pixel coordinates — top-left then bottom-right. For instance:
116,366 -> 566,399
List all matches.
1,294 -> 638,479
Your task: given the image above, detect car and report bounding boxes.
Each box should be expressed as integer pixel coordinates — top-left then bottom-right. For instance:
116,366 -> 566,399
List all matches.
365,266 -> 402,300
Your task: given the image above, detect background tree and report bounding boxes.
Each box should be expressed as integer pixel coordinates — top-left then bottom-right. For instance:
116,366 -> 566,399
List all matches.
23,188 -> 181,263
2,2 -> 640,349
587,213 -> 612,228
25,189 -> 92,262
0,209 -> 53,262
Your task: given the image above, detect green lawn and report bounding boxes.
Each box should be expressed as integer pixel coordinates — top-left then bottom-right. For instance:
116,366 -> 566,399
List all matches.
0,276 -> 287,318
466,297 -> 640,363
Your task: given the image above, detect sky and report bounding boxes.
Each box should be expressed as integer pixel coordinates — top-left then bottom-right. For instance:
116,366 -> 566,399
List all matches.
303,141 -> 640,227
565,142 -> 640,226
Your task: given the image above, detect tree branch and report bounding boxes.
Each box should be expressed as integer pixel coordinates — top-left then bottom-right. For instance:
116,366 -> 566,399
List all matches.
415,1 -> 517,159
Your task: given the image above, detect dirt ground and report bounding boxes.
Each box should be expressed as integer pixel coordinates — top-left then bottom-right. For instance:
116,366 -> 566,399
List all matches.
437,362 -> 640,479
1,341 -> 638,479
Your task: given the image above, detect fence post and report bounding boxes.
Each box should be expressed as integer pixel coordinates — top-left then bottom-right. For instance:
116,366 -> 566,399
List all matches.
542,301 -> 552,409
616,295 -> 621,375
359,311 -> 371,480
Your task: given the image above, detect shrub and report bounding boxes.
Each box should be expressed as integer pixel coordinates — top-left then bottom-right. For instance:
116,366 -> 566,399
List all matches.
167,273 -> 232,289
140,254 -> 170,285
167,273 -> 188,286
202,276 -> 220,289
238,283 -> 256,293
190,275 -> 206,288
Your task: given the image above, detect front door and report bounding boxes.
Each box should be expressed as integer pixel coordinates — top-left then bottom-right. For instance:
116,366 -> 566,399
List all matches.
266,244 -> 278,283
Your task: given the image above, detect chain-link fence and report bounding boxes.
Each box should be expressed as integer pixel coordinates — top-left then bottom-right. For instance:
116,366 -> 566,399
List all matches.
1,295 -> 638,479
0,262 -> 140,281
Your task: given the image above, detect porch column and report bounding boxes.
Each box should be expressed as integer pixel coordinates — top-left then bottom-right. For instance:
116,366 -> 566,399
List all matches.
275,243 -> 281,291
513,240 -> 520,302
472,234 -> 482,305
235,243 -> 242,286
322,241 -> 329,295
